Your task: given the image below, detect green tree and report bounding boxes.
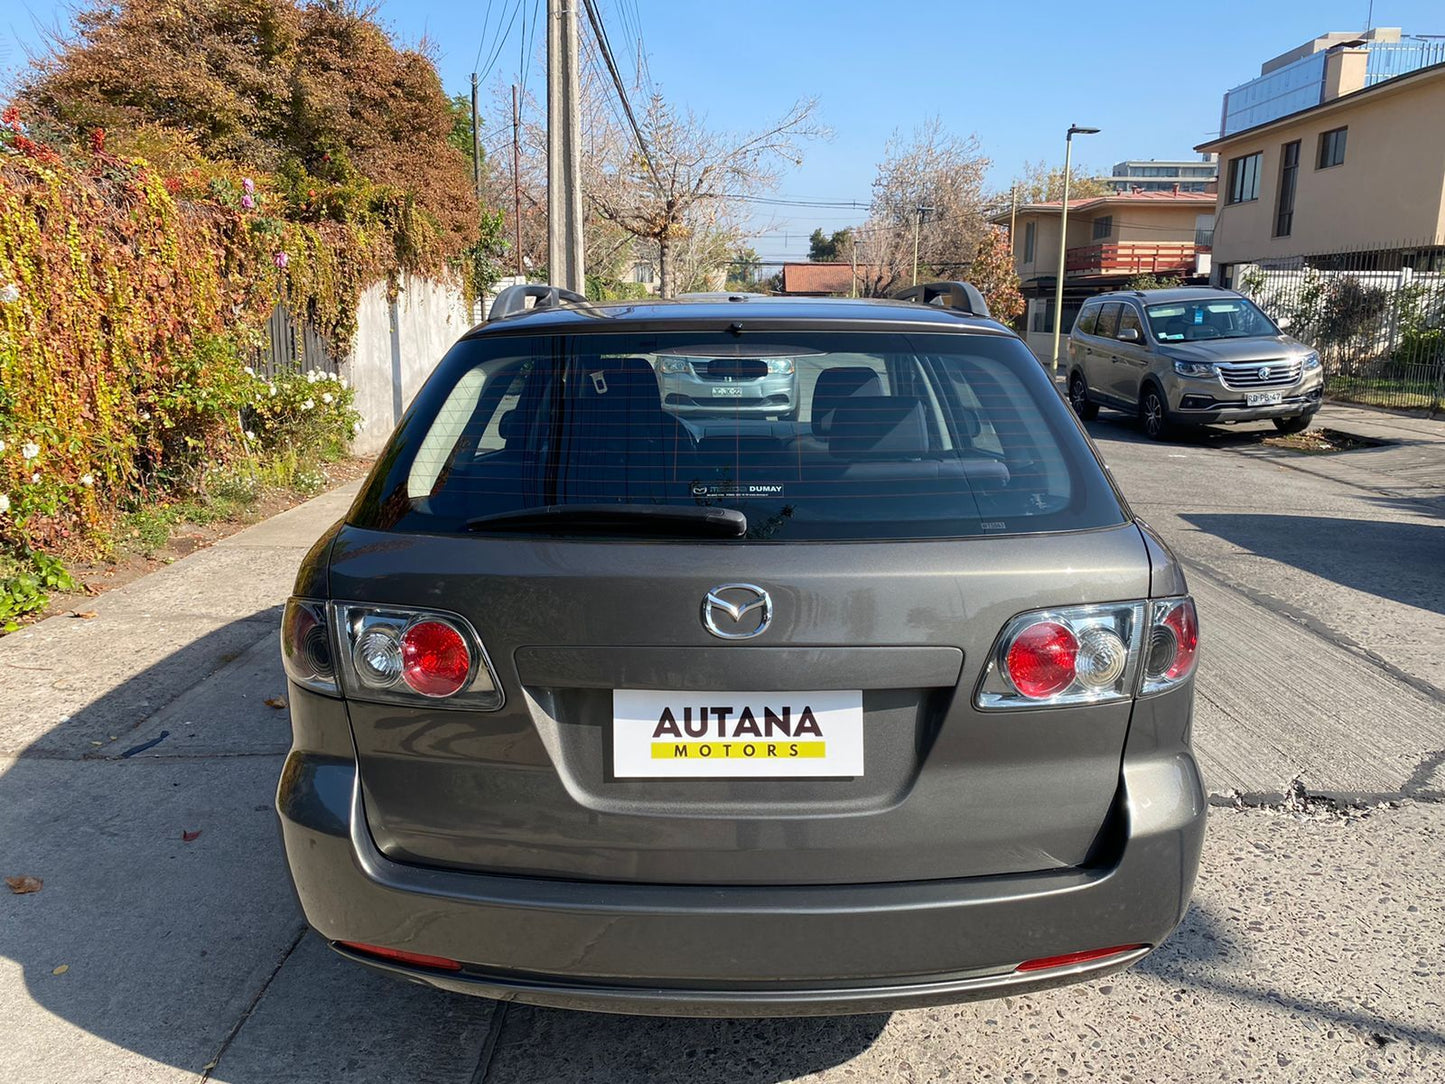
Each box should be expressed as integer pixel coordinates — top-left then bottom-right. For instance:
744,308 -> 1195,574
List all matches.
808,227 -> 854,262
726,246 -> 763,290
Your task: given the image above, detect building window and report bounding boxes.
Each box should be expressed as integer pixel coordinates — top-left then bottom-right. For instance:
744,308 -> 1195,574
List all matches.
1227,152 -> 1262,204
1023,221 -> 1036,263
1317,127 -> 1347,169
634,262 -> 655,284
1092,216 -> 1113,241
1275,140 -> 1300,237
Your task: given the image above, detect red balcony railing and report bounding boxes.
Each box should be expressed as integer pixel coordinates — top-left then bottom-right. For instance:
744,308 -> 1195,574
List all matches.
1065,242 -> 1204,275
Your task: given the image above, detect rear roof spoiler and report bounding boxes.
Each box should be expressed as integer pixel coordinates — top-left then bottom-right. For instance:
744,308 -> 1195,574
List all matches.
890,281 -> 991,319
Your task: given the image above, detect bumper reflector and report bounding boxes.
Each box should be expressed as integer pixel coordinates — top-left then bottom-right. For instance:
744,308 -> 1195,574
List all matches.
337,941 -> 464,972
1015,944 -> 1147,973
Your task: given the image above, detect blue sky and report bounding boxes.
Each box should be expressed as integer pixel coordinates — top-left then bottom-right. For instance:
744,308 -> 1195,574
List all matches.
5,0 -> 1443,260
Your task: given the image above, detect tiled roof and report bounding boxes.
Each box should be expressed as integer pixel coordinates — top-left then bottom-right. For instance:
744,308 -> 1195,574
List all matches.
780,262 -> 870,295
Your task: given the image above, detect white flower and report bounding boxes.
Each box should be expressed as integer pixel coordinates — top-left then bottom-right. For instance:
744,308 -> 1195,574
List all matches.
0,283 -> 19,304
244,430 -> 256,441
301,399 -> 315,411
31,471 -> 41,483
0,494 -> 9,514
21,441 -> 39,460
321,392 -> 333,404
79,472 -> 94,487
306,370 -> 318,383
244,366 -> 255,377
268,384 -> 277,397
138,411 -> 151,421
0,439 -> 5,453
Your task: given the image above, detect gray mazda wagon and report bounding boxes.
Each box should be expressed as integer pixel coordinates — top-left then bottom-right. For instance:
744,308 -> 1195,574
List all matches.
277,282 -> 1205,1016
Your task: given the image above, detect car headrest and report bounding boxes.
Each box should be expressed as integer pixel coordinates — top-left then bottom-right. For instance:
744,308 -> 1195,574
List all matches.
828,397 -> 929,461
812,366 -> 885,437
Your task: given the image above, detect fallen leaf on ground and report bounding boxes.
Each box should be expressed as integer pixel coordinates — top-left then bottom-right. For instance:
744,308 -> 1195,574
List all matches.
72,611 -> 98,620
181,829 -> 202,842
52,964 -> 69,976
263,696 -> 287,709
5,875 -> 43,894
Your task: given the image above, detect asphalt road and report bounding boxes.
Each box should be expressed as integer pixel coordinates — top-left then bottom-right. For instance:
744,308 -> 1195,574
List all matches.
1,406 -> 1442,1083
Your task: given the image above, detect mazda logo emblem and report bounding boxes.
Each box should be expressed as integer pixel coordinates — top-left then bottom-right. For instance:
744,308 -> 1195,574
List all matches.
702,583 -> 772,640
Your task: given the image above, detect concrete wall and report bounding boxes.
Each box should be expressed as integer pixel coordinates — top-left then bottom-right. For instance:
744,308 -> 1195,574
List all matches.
341,275 -> 474,456
1207,68 -> 1445,267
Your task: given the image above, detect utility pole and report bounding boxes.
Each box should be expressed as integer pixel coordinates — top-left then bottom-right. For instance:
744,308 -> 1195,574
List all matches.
546,0 -> 585,294
850,236 -> 858,298
1008,184 -> 1018,243
470,72 -> 482,201
470,72 -> 483,321
512,84 -> 524,278
911,205 -> 932,286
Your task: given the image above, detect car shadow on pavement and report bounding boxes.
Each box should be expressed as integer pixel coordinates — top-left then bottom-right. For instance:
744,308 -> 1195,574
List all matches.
1181,512 -> 1445,615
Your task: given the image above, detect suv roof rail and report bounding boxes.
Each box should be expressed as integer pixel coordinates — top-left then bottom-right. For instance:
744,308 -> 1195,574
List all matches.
890,281 -> 991,319
488,283 -> 589,322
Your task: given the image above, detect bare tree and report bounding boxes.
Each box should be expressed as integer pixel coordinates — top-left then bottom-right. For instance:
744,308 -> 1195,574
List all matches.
857,119 -> 990,297
585,94 -> 824,297
1008,158 -> 1113,204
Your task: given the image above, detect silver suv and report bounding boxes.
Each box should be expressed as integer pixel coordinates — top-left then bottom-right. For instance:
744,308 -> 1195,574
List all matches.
276,282 -> 1204,1016
1065,287 -> 1323,440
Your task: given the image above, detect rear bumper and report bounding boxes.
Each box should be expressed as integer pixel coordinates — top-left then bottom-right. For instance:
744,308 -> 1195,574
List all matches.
276,728 -> 1206,1016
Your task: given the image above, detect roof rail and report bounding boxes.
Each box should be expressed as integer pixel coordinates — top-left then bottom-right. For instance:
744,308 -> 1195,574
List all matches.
890,281 -> 991,319
488,283 -> 589,322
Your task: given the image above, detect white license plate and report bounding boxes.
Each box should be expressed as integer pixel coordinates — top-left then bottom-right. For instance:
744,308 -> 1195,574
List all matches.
612,690 -> 864,778
1247,391 -> 1283,406
711,385 -> 745,397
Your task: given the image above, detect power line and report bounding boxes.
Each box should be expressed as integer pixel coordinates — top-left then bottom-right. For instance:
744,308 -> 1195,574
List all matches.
580,0 -> 663,192
477,0 -> 525,88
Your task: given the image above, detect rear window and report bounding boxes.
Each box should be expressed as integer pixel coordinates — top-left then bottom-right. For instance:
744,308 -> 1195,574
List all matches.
351,330 -> 1126,541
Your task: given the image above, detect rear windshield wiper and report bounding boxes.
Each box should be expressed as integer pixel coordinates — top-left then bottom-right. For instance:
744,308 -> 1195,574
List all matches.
466,503 -> 747,538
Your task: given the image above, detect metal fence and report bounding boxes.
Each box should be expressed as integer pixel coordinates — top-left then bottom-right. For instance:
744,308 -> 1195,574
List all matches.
1229,242 -> 1445,413
251,302 -> 339,379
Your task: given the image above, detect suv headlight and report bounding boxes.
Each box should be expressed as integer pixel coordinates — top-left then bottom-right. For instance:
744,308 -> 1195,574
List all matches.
658,358 -> 691,374
765,358 -> 795,374
1173,360 -> 1217,378
1302,351 -> 1321,371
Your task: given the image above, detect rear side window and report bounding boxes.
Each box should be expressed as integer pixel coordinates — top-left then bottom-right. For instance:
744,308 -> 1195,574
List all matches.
353,330 -> 1126,542
1074,306 -> 1099,336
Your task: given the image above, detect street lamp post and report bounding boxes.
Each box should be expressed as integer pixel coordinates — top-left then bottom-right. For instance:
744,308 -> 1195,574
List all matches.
1051,124 -> 1100,376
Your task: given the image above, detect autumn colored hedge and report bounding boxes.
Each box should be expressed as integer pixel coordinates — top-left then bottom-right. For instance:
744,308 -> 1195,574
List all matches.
0,120 -> 376,553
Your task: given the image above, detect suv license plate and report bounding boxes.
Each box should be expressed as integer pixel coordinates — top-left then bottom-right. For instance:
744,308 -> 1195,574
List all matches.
612,690 -> 864,778
711,386 -> 745,397
1247,391 -> 1283,406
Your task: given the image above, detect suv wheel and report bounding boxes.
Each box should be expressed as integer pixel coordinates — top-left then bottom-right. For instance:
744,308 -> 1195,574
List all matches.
1140,386 -> 1173,441
1068,373 -> 1099,420
1272,413 -> 1314,435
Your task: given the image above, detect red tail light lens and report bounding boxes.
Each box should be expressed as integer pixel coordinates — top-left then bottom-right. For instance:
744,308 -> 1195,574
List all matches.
1005,621 -> 1079,699
400,620 -> 472,697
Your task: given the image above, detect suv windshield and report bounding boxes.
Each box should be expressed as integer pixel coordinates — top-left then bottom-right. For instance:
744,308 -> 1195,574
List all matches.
350,329 -> 1125,541
1146,297 -> 1278,342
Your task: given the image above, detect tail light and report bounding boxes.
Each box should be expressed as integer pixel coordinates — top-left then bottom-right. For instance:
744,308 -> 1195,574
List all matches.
1140,598 -> 1199,694
976,596 -> 1196,709
280,599 -> 337,695
280,599 -> 503,710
